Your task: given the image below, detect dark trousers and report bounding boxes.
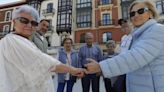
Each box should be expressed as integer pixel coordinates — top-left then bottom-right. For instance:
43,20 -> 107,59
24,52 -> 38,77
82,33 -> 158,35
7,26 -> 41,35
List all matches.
82,74 -> 100,92
113,75 -> 126,92
103,78 -> 112,92
57,80 -> 74,92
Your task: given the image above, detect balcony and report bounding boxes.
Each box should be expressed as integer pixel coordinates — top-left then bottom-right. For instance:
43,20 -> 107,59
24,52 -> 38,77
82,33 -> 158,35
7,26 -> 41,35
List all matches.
42,8 -> 55,16
56,24 -> 72,35
98,19 -> 115,26
58,5 -> 72,12
76,2 -> 92,9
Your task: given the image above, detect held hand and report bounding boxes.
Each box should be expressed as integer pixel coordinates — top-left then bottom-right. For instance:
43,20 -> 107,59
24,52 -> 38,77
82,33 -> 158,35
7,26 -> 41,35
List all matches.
69,67 -> 85,78
84,58 -> 101,74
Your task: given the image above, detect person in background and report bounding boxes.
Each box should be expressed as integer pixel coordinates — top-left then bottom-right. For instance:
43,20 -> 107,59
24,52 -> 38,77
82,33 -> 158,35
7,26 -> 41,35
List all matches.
118,18 -> 133,52
103,40 -> 117,92
57,37 -> 79,92
0,5 -> 84,92
31,19 -> 49,53
78,32 -> 103,92
112,18 -> 133,92
85,0 -> 164,92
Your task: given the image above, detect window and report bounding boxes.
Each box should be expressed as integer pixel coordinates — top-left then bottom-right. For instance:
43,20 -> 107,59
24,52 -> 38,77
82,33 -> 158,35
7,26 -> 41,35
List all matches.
30,1 -> 37,8
57,0 -> 72,34
76,10 -> 91,28
3,25 -> 10,35
48,19 -> 52,26
28,0 -> 41,14
58,12 -> 72,27
30,3 -> 35,8
76,0 -> 92,8
80,33 -> 85,43
122,6 -> 129,19
47,3 -> 53,13
5,11 -> 11,21
103,32 -> 112,43
47,19 -> 53,31
102,13 -> 110,25
156,1 -> 164,15
101,0 -> 111,5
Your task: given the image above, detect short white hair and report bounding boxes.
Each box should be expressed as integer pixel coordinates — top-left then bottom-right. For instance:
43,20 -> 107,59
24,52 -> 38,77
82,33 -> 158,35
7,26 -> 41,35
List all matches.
106,40 -> 116,48
12,5 -> 40,22
85,32 -> 94,39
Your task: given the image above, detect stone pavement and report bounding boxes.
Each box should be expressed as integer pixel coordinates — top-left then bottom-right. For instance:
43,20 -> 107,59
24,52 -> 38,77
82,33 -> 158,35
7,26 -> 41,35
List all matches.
53,75 -> 106,92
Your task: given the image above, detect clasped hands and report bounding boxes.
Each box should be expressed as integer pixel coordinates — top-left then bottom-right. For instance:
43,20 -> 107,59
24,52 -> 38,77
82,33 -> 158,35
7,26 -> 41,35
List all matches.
70,58 -> 102,78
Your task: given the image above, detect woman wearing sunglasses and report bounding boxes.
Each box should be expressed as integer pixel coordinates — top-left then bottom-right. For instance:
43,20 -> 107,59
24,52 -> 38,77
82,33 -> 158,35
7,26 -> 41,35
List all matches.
0,5 -> 84,92
84,0 -> 164,92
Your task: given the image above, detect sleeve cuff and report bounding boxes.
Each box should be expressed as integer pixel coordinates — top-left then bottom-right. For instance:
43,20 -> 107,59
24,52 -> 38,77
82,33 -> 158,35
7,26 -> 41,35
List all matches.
99,60 -> 113,78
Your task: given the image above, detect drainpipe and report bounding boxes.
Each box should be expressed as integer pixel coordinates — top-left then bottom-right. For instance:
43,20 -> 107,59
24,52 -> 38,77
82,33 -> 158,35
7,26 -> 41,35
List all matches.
161,0 -> 164,14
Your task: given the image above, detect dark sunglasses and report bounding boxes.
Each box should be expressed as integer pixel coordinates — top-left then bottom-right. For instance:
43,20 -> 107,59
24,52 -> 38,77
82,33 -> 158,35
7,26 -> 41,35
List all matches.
129,8 -> 149,17
16,17 -> 38,26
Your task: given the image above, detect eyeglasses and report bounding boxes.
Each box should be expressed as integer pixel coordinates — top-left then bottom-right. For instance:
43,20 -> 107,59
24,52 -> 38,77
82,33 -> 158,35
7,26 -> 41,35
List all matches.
129,8 -> 149,17
16,17 -> 38,26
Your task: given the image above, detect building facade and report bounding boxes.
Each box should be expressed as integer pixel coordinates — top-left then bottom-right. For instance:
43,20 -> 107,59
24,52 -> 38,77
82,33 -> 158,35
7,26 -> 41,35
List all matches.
0,0 -> 44,39
40,0 -> 60,46
0,1 -> 26,38
155,0 -> 164,23
73,0 -> 124,44
56,0 -> 73,46
41,0 -> 73,46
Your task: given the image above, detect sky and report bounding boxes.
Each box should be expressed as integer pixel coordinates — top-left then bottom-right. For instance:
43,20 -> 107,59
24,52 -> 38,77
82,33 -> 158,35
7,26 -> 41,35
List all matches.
0,0 -> 22,5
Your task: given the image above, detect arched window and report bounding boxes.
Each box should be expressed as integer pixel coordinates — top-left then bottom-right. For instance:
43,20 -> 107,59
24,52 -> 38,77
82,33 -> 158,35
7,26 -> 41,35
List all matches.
3,25 -> 10,35
47,3 -> 53,13
102,32 -> 112,43
80,33 -> 85,43
5,11 -> 11,21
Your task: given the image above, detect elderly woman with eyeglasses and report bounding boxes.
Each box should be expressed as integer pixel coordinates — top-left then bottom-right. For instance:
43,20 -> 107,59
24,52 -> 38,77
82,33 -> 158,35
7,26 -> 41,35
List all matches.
0,5 -> 84,92
84,0 -> 164,92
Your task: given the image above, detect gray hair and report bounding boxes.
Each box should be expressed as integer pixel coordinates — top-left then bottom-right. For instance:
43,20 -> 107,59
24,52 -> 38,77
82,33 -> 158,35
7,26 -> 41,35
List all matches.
85,32 -> 94,39
12,5 -> 40,22
106,40 -> 116,48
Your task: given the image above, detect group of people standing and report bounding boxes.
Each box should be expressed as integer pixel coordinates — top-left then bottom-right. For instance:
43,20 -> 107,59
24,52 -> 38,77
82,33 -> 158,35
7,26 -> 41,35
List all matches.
29,10 -> 128,92
1,0 -> 164,92
54,22 -> 132,92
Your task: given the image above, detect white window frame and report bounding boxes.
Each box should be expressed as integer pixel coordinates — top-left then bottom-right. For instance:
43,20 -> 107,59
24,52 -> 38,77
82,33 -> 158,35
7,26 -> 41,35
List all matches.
3,25 -> 10,35
5,11 -> 11,22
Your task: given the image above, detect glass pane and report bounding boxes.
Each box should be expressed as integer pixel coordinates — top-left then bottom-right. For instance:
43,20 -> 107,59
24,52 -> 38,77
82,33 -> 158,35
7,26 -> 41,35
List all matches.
156,1 -> 162,14
103,32 -> 112,43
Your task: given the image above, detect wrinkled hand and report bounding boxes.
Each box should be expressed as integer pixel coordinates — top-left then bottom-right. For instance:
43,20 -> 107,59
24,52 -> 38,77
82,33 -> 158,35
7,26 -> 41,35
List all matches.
70,67 -> 85,78
84,58 -> 102,74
